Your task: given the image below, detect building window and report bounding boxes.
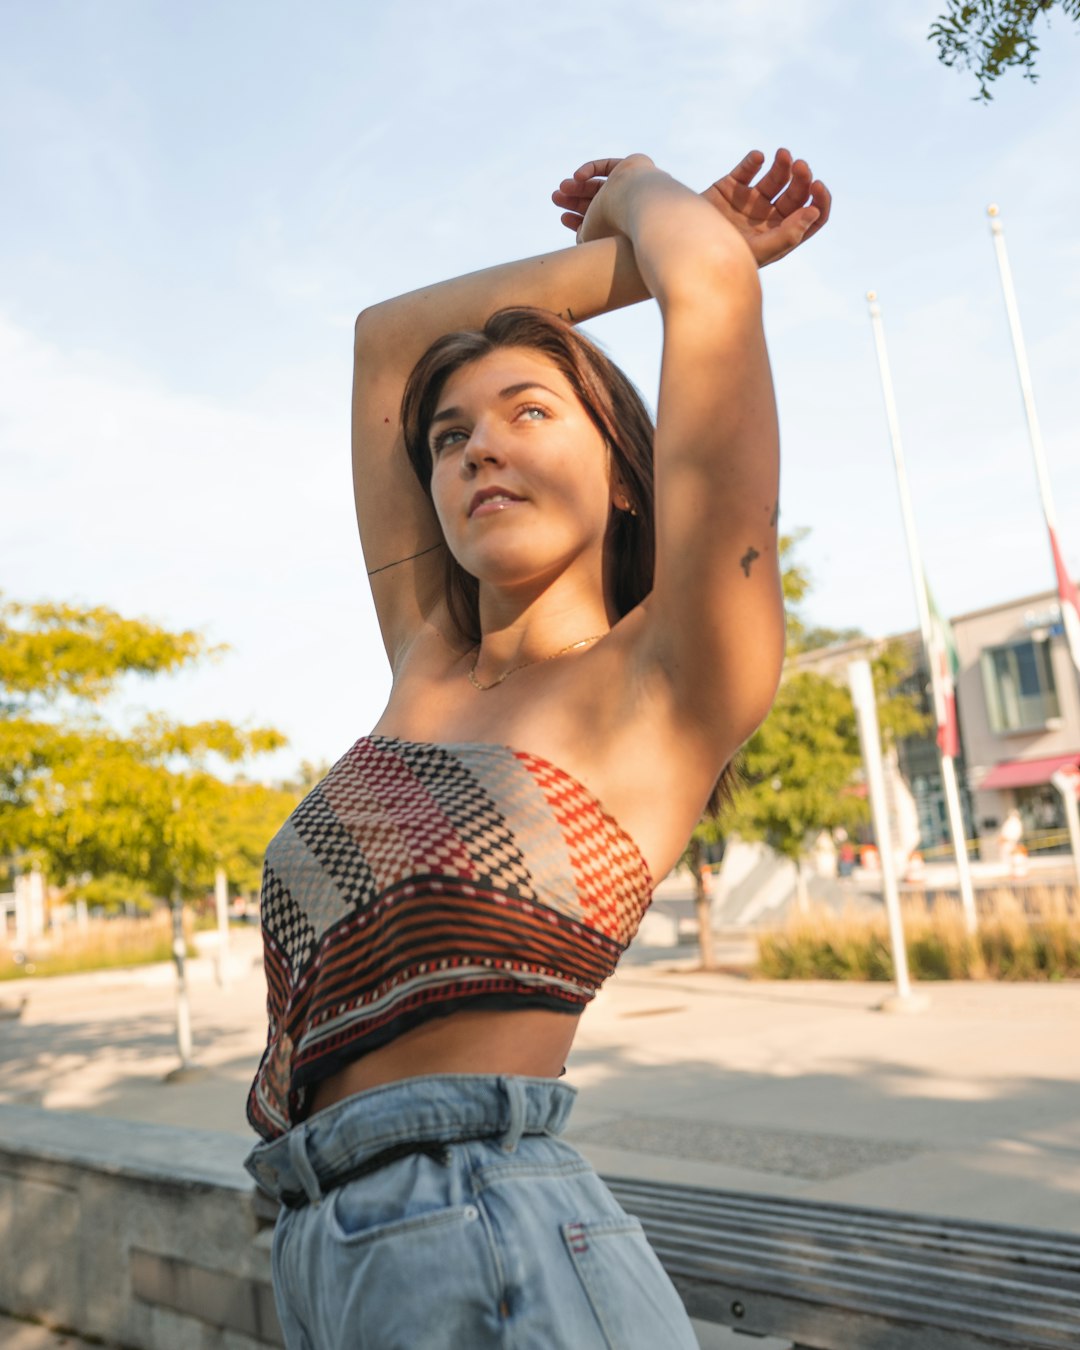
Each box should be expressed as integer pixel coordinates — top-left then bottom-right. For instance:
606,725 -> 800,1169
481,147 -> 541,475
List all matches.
981,638 -> 1060,733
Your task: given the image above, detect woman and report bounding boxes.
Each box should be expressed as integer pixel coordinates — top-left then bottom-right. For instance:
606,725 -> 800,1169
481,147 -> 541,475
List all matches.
245,149 -> 830,1348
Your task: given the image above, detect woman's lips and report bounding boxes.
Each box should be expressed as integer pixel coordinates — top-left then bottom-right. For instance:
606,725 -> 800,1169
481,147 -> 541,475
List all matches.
470,497 -> 524,518
469,488 -> 525,517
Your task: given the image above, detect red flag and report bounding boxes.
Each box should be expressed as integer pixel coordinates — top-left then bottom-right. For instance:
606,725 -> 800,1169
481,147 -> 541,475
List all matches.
1048,526 -> 1080,677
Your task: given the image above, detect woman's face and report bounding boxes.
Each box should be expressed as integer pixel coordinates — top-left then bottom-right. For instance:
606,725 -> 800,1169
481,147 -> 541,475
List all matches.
428,348 -> 617,593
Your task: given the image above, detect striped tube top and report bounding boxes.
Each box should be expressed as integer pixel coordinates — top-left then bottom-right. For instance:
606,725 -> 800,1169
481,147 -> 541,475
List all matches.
247,735 -> 654,1140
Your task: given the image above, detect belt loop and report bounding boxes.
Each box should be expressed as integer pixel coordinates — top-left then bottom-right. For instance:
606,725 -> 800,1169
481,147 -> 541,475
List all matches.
500,1076 -> 527,1153
287,1124 -> 324,1205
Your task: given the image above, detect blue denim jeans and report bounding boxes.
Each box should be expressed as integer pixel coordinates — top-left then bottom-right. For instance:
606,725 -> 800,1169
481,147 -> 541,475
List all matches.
244,1074 -> 699,1349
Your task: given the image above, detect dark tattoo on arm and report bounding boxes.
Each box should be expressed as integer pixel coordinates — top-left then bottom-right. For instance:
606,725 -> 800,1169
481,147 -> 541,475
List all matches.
769,501 -> 779,528
367,541 -> 445,577
740,546 -> 761,578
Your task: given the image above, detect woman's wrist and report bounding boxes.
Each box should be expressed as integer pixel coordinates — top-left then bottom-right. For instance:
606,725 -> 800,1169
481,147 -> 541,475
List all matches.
605,163 -> 753,268
623,174 -> 759,308
580,157 -> 671,244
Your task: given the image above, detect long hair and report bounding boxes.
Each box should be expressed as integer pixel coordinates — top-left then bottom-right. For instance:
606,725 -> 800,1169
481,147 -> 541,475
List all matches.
400,306 -> 734,817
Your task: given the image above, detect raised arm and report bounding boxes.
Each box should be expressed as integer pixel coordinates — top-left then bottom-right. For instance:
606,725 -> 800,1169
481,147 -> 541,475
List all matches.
353,238 -> 650,664
355,149 -> 829,669
568,154 -> 825,760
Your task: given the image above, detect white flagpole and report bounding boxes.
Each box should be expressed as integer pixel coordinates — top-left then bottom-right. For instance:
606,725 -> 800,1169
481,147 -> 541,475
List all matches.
866,292 -> 979,934
848,660 -> 927,1013
987,204 -> 1080,674
986,206 -> 1058,529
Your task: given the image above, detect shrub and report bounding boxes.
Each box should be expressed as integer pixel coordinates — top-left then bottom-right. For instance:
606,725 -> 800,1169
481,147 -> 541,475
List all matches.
756,886 -> 1079,981
0,910 -> 190,980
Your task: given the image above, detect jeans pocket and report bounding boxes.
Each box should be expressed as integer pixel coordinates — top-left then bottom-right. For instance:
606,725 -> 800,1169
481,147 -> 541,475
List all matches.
315,1188 -> 499,1348
328,1171 -> 482,1247
562,1216 -> 698,1350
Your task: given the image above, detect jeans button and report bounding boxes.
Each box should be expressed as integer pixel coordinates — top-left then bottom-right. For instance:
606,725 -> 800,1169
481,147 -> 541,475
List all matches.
463,1205 -> 479,1221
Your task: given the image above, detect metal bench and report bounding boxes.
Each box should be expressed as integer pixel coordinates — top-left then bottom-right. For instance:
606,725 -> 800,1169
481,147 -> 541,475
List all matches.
604,1175 -> 1080,1350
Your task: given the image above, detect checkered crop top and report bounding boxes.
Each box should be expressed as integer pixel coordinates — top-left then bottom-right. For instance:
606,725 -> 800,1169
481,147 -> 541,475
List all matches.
247,735 -> 654,1140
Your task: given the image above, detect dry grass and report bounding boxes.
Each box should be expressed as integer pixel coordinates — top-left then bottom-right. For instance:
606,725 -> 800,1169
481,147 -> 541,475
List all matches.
0,911 -> 190,980
757,885 -> 1080,981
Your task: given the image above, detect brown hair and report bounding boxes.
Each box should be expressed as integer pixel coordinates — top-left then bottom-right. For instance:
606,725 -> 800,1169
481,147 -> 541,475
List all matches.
400,306 -> 734,816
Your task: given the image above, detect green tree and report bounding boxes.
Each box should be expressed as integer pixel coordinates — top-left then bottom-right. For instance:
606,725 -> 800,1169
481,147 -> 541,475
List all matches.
930,1 -> 1080,101
210,778 -> 302,899
726,641 -> 928,909
0,596 -> 290,906
684,542 -> 929,968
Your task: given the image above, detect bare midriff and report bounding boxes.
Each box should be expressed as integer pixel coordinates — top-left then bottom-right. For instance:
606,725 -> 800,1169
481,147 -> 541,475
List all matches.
308,1007 -> 581,1116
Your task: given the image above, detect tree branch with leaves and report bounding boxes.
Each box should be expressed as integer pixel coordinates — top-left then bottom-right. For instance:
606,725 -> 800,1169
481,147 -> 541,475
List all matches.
930,0 -> 1080,100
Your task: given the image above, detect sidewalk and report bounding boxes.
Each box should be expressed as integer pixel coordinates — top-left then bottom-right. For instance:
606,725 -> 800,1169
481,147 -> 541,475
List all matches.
2,930 -> 1078,1348
3,927 -> 1077,1233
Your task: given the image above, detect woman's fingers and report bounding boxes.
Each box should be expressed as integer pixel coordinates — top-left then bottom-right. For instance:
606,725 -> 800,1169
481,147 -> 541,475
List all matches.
557,174 -> 600,193
723,149 -> 766,187
553,174 -> 602,221
551,195 -> 595,224
801,180 -> 831,240
552,164 -> 609,239
698,146 -> 832,263
570,158 -> 623,183
751,204 -> 821,265
555,176 -> 601,202
772,158 -> 814,217
752,148 -> 794,201
774,172 -> 829,239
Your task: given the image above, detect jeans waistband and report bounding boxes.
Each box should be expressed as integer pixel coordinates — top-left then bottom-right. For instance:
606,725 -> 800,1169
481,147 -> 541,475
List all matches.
244,1073 -> 577,1206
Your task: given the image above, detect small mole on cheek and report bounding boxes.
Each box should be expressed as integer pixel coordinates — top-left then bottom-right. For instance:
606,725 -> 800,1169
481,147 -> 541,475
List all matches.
384,417 -> 390,424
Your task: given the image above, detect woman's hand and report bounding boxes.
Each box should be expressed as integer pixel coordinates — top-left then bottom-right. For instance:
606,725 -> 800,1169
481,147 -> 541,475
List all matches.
701,148 -> 830,266
551,154 -> 661,246
553,148 -> 830,266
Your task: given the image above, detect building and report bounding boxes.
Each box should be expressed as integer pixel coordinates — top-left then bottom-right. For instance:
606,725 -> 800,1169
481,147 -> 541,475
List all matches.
952,587 -> 1080,859
793,585 -> 1080,861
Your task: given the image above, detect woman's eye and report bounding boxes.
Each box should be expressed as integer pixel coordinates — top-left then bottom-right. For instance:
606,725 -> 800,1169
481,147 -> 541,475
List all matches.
519,405 -> 548,422
432,429 -> 467,453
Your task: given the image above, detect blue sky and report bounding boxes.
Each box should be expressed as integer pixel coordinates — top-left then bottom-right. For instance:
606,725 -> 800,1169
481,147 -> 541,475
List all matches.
3,0 -> 1079,779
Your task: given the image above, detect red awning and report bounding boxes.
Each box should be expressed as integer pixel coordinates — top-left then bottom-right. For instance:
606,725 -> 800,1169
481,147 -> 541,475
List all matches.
979,753 -> 1080,791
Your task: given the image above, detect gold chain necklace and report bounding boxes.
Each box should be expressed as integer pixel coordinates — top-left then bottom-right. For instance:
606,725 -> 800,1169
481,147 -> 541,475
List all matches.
468,633 -> 607,692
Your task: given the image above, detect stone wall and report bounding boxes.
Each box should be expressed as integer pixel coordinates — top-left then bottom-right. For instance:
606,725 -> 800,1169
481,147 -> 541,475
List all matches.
0,1105 -> 282,1348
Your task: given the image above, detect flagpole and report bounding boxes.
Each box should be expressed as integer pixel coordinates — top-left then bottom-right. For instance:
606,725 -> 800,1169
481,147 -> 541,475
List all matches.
986,206 -> 1057,529
866,292 -> 979,934
987,204 -> 1080,676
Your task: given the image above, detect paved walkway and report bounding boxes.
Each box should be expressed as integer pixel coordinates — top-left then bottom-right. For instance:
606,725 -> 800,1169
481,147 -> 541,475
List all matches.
2,929 -> 1079,1346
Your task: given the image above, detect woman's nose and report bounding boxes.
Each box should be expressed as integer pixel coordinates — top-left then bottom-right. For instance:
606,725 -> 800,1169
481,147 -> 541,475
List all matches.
462,420 -> 505,470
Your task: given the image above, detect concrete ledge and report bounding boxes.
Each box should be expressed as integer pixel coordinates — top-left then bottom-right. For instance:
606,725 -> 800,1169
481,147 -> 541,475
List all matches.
0,1103 -> 253,1190
0,1106 -> 282,1349
131,1249 -> 281,1343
